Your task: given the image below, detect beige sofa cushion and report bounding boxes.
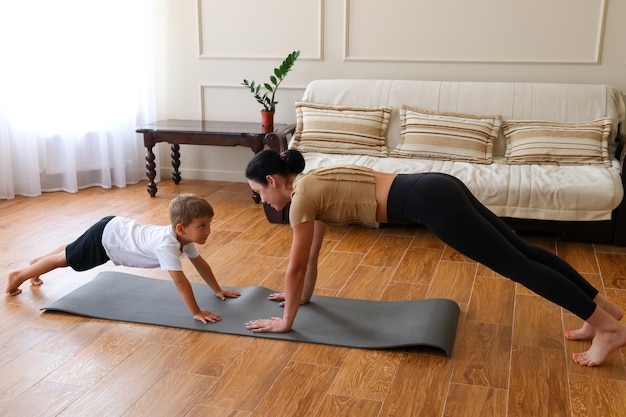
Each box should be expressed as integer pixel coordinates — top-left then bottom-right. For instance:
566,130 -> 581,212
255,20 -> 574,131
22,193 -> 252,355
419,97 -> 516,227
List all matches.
299,151 -> 623,222
390,105 -> 501,164
292,79 -> 626,222
502,118 -> 612,166
291,101 -> 392,156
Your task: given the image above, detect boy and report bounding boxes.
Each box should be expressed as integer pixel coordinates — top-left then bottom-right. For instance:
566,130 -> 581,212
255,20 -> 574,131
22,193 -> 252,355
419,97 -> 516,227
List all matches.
6,193 -> 240,324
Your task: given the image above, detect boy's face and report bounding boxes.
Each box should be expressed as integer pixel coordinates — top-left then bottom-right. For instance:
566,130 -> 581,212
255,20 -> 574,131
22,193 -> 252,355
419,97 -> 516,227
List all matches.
178,215 -> 213,245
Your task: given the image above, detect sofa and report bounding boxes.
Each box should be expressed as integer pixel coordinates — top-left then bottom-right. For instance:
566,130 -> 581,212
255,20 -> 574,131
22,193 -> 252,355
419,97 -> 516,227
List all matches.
266,79 -> 626,245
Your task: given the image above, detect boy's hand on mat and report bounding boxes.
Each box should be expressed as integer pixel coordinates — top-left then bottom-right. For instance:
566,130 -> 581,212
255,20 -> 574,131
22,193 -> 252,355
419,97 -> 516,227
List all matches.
194,310 -> 221,324
215,289 -> 241,300
245,317 -> 291,333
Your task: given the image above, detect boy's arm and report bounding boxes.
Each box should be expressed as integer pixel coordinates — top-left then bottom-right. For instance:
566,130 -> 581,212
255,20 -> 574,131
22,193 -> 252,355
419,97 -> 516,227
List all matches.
188,256 -> 240,300
167,270 -> 220,324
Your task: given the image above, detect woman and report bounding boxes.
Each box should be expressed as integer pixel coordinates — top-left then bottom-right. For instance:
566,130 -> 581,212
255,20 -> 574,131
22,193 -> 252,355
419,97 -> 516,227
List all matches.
244,149 -> 626,367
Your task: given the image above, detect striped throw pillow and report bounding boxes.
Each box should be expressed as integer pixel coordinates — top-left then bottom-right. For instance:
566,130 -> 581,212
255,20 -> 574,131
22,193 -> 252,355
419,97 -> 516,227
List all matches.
502,118 -> 612,166
390,106 -> 501,164
291,102 -> 393,156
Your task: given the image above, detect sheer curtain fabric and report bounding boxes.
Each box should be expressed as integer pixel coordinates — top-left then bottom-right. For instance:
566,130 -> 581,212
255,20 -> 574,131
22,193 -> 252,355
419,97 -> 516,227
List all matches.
0,0 -> 156,199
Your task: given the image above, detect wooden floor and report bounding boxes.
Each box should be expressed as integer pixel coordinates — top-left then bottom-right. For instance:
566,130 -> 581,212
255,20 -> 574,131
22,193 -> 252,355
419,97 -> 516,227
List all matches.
2,179 -> 626,417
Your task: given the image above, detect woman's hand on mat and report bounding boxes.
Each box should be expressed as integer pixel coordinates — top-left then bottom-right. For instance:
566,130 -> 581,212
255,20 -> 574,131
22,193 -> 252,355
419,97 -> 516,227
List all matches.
194,310 -> 221,324
268,292 -> 286,301
268,292 -> 286,307
215,289 -> 241,300
245,317 -> 291,333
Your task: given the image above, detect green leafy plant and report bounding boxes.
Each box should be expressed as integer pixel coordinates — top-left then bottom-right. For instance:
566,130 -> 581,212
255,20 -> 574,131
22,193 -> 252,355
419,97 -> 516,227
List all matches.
241,50 -> 300,112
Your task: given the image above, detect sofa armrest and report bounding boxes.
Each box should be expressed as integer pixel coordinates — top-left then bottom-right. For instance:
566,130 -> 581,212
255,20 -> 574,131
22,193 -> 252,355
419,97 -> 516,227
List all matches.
264,123 -> 297,153
611,126 -> 626,245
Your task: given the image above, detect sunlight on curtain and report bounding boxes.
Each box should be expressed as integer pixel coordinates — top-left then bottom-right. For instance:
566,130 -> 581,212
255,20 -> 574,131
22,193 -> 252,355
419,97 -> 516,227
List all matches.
0,0 -> 156,198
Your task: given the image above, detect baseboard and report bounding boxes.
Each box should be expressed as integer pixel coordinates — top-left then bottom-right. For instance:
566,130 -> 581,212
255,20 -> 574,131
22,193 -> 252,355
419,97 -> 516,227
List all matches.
158,167 -> 247,183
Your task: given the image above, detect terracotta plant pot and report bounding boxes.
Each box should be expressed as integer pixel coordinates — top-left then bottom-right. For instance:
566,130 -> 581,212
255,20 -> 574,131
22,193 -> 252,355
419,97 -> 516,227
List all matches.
261,110 -> 274,132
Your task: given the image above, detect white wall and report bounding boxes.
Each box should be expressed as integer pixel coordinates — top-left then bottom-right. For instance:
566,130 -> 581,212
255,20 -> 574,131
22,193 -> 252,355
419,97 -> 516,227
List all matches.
150,0 -> 626,184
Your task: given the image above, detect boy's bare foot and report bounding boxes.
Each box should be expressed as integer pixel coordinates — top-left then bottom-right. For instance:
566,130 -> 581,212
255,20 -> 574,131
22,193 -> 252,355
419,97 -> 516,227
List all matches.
565,296 -> 624,341
5,271 -> 42,296
6,271 -> 24,296
572,324 -> 626,367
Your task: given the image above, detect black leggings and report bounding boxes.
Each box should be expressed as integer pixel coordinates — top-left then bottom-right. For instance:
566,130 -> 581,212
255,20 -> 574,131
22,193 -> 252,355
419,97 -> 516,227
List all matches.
386,173 -> 598,320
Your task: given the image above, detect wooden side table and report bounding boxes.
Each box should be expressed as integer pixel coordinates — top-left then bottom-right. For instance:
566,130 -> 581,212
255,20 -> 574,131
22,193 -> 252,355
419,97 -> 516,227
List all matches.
136,119 -> 293,223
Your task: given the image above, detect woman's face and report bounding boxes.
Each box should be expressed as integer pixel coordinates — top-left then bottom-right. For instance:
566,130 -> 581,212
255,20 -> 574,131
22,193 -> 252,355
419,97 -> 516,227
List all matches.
248,175 -> 292,211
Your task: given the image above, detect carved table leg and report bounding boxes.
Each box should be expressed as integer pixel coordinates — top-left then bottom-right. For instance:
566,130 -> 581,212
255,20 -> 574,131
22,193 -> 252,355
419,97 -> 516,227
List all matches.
145,145 -> 157,197
171,143 -> 181,184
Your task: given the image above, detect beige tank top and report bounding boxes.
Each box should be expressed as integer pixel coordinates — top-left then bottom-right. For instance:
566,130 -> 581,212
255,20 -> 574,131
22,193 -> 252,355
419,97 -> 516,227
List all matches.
289,165 -> 377,228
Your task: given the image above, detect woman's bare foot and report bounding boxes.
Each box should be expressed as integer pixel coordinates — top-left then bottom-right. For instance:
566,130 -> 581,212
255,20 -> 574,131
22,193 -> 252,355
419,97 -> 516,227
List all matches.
565,295 -> 624,341
572,323 -> 626,366
566,322 -> 596,341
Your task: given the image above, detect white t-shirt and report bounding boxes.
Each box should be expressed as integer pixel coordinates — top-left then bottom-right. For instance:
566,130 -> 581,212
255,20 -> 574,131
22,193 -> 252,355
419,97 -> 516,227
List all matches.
101,216 -> 199,271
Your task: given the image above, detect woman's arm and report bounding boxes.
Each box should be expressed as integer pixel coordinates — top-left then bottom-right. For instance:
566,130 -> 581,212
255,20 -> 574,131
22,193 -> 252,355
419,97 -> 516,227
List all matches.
246,220 -> 315,333
267,220 -> 325,305
301,220 -> 326,303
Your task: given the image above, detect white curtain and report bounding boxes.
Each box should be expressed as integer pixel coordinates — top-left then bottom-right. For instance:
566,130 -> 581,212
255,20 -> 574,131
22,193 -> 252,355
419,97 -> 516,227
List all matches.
0,0 -> 156,199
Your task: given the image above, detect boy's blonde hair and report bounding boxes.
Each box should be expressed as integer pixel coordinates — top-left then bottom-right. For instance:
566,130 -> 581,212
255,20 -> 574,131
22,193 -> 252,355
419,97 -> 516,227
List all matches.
169,193 -> 214,227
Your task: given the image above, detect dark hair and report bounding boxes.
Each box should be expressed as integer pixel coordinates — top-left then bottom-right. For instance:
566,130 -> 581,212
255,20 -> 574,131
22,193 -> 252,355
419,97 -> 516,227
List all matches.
245,149 -> 305,185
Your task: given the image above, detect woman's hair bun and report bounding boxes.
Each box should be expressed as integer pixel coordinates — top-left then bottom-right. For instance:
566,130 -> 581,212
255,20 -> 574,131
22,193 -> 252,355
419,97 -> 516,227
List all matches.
282,149 -> 305,174
245,149 -> 305,185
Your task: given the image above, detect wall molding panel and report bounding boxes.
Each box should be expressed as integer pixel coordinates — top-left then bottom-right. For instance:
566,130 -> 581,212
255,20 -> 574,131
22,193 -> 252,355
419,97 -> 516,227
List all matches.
197,0 -> 324,60
344,0 -> 606,64
200,84 -> 306,123
153,0 -> 626,185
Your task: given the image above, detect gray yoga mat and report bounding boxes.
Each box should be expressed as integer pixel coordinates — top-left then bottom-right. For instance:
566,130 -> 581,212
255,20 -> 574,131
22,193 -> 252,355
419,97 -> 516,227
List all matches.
41,271 -> 460,357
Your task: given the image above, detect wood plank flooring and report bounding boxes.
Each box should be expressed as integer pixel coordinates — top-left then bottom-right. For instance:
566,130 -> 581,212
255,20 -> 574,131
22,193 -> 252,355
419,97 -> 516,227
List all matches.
2,179 -> 626,417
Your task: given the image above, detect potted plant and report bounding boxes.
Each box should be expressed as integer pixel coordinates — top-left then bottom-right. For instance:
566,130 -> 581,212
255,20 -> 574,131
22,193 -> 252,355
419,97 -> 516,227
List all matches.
241,50 -> 300,130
